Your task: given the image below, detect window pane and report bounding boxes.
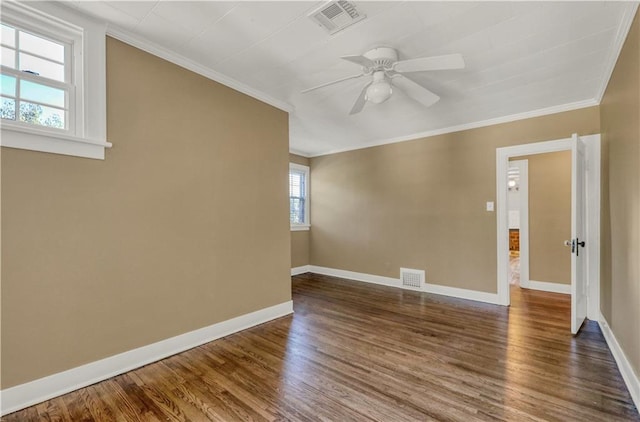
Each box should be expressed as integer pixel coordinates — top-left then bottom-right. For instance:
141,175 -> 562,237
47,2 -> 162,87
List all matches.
19,101 -> 65,129
1,96 -> 15,120
289,171 -> 304,197
1,46 -> 15,68
20,79 -> 65,108
19,53 -> 65,81
289,168 -> 307,224
1,74 -> 16,96
290,197 -> 305,224
1,24 -> 15,47
19,30 -> 64,62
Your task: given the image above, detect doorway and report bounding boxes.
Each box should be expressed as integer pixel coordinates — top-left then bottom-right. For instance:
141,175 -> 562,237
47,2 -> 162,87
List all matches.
507,160 -> 528,290
496,134 -> 601,333
508,153 -> 575,295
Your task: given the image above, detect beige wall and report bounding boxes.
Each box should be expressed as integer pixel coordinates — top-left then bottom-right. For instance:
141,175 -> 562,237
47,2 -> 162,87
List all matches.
512,152 -> 572,285
310,107 -> 600,293
600,10 -> 640,376
0,38 -> 291,388
290,154 -> 310,268
290,153 -> 310,167
291,231 -> 310,268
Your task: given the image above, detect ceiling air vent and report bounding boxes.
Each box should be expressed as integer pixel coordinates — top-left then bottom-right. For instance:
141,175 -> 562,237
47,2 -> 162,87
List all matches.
308,1 -> 366,35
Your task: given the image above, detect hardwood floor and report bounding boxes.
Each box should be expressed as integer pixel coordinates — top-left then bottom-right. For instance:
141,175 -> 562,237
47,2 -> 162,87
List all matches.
509,254 -> 520,286
4,273 -> 638,421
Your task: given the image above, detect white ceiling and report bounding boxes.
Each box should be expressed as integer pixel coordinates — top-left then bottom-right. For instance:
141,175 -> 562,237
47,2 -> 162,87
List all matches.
65,1 -> 638,156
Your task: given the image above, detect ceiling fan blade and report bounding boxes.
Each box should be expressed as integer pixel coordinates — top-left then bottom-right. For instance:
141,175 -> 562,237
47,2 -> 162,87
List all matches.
341,55 -> 375,69
301,73 -> 365,93
349,82 -> 372,115
392,76 -> 440,108
394,53 -> 465,73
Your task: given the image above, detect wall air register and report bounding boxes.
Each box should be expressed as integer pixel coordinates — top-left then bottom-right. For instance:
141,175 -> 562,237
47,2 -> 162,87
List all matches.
400,268 -> 425,291
308,1 -> 366,35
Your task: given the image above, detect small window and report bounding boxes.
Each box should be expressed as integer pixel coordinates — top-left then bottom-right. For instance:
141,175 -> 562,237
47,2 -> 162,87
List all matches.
1,22 -> 71,132
290,163 -> 310,230
0,1 -> 109,159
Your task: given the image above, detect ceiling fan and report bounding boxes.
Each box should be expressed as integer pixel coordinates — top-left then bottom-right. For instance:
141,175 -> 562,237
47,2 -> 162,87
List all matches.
301,47 -> 465,115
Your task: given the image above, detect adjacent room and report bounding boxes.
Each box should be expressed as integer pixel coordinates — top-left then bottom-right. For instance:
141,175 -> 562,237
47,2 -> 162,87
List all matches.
1,1 -> 639,420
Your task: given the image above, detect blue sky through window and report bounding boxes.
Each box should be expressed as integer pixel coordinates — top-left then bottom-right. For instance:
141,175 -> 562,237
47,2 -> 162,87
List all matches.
1,74 -> 15,96
20,80 -> 64,107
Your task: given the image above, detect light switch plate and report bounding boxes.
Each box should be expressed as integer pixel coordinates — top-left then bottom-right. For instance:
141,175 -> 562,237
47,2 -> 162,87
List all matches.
486,201 -> 494,211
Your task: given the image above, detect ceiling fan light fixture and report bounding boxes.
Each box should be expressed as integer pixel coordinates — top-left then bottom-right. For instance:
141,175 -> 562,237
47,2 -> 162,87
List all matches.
365,72 -> 392,104
302,48 -> 464,114
365,81 -> 392,104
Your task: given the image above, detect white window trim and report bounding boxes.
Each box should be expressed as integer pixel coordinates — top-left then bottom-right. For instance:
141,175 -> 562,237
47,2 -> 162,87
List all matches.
290,162 -> 310,231
0,1 -> 110,160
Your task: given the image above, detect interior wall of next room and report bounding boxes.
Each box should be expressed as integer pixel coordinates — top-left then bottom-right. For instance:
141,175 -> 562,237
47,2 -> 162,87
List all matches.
511,151 -> 572,285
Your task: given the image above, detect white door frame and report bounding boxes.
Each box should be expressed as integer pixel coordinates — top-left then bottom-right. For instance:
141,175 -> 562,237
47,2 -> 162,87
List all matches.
496,134 -> 601,321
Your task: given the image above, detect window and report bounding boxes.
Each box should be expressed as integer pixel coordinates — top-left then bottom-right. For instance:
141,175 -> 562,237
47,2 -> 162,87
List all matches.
0,1 -> 109,159
1,22 -> 71,132
290,163 -> 310,230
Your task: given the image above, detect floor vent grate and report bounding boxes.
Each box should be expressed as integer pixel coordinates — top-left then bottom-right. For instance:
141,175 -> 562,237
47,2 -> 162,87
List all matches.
400,268 -> 425,290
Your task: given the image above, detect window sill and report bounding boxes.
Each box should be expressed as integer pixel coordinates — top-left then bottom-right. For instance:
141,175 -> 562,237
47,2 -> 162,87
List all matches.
1,125 -> 112,159
291,225 -> 310,232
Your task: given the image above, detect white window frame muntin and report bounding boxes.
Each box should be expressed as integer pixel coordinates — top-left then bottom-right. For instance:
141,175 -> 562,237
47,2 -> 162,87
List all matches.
1,20 -> 72,77
0,1 -> 110,160
1,67 -> 74,133
1,9 -> 78,136
290,163 -> 310,231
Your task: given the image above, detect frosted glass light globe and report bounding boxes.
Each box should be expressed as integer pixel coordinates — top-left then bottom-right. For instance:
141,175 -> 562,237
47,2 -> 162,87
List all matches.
366,80 -> 392,104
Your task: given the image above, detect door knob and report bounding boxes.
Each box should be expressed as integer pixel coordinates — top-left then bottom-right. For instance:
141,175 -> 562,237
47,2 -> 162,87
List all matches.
564,239 -> 576,253
571,238 -> 586,256
576,238 -> 585,256
565,239 -> 585,255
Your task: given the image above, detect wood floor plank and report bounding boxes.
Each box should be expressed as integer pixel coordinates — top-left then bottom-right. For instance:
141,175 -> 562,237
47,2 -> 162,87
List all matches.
108,376 -> 165,422
3,272 -> 638,421
35,396 -> 70,422
61,389 -> 94,422
87,383 -> 129,422
90,380 -> 142,422
79,385 -> 117,422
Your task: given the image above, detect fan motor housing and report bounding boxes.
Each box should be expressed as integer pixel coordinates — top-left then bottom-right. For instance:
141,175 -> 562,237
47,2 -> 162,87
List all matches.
363,47 -> 398,70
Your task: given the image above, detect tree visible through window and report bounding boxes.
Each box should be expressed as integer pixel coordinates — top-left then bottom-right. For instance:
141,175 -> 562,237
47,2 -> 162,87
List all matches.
290,163 -> 309,227
0,1 -> 109,159
1,22 -> 69,131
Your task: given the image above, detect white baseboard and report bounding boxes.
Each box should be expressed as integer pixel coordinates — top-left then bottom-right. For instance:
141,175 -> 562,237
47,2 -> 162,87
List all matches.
598,314 -> 640,412
422,283 -> 501,304
308,265 -> 400,288
291,265 -> 311,276
0,301 -> 294,416
526,280 -> 571,294
308,266 -> 501,305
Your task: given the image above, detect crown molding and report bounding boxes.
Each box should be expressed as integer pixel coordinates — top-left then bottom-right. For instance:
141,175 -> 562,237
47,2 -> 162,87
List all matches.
288,148 -> 312,158
306,98 -> 599,158
595,2 -> 639,103
106,26 -> 294,113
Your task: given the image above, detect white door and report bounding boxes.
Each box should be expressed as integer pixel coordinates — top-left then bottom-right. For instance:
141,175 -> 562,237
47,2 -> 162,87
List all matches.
571,133 -> 587,334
